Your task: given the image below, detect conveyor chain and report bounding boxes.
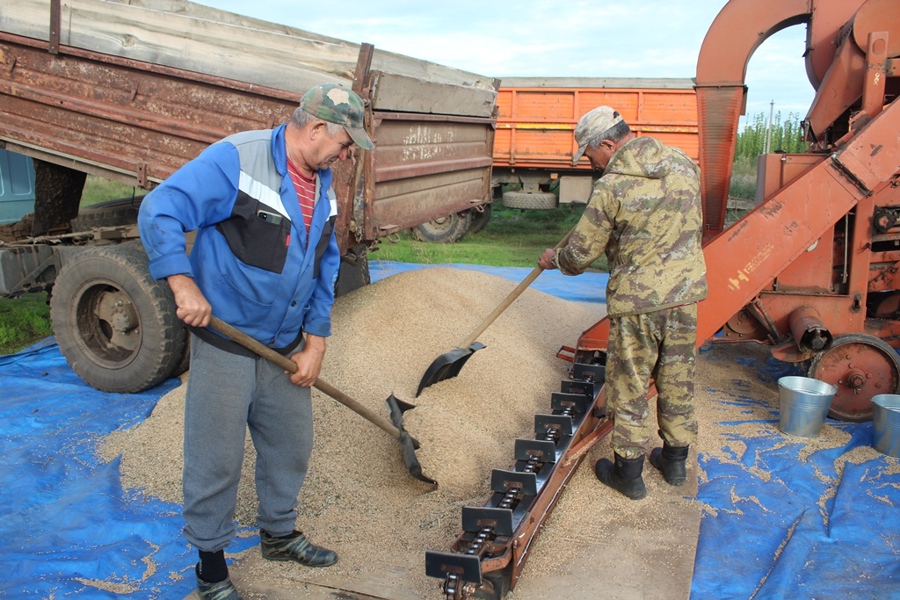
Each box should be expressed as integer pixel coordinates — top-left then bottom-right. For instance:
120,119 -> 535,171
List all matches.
426,359 -> 607,600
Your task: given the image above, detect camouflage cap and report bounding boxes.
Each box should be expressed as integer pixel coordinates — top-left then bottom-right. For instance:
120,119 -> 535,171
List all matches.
299,83 -> 375,150
572,106 -> 624,165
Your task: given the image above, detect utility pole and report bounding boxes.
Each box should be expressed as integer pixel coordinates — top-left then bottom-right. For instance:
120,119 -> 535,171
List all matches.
765,100 -> 774,153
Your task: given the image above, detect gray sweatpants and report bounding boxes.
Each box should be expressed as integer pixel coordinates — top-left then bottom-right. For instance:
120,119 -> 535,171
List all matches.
182,333 -> 314,552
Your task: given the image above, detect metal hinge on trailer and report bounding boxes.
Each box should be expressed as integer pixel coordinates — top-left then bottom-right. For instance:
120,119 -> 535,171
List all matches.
425,360 -> 608,600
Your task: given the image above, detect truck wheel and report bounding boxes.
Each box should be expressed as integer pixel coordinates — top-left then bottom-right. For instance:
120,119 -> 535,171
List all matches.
467,202 -> 492,235
71,195 -> 145,231
50,245 -> 186,393
411,212 -> 473,243
502,190 -> 558,210
171,335 -> 191,378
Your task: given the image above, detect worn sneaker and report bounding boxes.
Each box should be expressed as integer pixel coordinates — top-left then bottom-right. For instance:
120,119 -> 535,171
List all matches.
260,530 -> 338,567
196,570 -> 242,600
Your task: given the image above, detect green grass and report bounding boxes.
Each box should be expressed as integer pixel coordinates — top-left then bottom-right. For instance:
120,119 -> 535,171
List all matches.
81,175 -> 142,207
0,292 -> 53,354
729,156 -> 758,201
373,204 -> 608,269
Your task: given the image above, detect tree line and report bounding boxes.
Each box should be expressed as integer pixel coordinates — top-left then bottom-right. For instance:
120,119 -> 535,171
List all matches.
735,111 -> 806,158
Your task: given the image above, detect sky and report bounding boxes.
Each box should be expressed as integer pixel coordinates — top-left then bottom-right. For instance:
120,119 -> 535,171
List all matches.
197,1 -> 817,125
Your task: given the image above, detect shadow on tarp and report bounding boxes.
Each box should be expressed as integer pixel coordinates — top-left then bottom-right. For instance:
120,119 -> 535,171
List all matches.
691,346 -> 900,599
0,338 -> 256,598
369,260 -> 608,304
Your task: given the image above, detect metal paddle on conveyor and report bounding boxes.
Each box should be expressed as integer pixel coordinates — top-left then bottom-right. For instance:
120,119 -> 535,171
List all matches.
416,228 -> 574,396
208,315 -> 436,485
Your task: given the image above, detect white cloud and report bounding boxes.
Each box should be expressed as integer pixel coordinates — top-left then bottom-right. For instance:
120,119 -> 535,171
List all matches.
197,0 -> 815,119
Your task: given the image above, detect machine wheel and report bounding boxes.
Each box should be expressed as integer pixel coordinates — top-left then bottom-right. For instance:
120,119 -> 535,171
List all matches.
411,212 -> 473,243
501,190 -> 557,210
467,202 -> 492,235
807,333 -> 900,422
50,245 -> 186,393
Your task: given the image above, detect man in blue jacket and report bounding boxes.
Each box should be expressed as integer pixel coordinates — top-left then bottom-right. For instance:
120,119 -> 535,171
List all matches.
138,83 -> 374,600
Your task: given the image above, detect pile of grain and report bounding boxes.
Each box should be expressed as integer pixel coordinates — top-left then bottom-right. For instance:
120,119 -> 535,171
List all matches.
101,268 -> 609,597
100,268 -> 894,599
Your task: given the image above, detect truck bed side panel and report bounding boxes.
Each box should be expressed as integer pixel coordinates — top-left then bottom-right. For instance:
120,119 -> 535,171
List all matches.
0,0 -> 498,250
494,83 -> 699,170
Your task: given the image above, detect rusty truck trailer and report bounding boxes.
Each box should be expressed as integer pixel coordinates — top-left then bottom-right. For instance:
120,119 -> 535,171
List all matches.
0,0 -> 498,393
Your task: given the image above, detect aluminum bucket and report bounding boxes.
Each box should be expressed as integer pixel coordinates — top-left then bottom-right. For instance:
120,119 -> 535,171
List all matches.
872,394 -> 900,458
777,376 -> 837,438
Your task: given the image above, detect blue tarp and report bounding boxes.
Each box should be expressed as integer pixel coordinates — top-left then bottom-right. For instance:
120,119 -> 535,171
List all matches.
691,347 -> 900,599
1,261 -> 898,598
369,260 -> 608,305
0,339 -> 256,598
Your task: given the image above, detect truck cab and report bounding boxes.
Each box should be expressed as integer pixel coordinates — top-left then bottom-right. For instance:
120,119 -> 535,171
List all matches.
0,149 -> 35,226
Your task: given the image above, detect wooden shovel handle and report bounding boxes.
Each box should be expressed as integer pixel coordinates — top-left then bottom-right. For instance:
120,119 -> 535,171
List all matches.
207,316 -> 403,441
461,227 -> 575,347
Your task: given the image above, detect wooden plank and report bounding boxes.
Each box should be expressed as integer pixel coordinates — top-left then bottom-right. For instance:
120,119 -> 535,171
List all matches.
64,0 -> 354,93
0,0 -> 50,41
371,71 -> 496,118
2,0 -> 496,116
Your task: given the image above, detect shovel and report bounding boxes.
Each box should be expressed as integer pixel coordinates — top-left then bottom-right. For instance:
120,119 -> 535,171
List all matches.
208,315 -> 436,485
416,227 -> 575,396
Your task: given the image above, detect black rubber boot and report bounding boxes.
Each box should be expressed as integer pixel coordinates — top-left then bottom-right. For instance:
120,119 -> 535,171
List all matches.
594,453 -> 647,500
649,442 -> 690,486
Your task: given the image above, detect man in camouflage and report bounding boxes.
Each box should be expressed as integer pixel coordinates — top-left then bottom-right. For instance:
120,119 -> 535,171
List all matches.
538,106 -> 707,500
139,83 -> 373,599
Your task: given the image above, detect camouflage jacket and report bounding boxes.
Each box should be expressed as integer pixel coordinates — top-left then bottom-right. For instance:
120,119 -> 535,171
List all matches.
555,136 -> 708,317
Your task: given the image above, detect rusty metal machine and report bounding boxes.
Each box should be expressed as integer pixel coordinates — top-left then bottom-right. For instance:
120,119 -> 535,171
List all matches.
426,0 -> 900,597
688,0 -> 900,422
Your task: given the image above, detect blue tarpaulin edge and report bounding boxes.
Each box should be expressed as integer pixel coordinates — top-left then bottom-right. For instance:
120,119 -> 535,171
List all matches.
0,339 -> 256,598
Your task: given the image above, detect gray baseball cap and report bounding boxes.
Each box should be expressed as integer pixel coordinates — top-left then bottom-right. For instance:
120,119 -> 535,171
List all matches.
300,83 -> 375,150
572,106 -> 624,165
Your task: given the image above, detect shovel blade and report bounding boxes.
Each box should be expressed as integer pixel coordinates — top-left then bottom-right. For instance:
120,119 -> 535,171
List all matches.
416,342 -> 486,397
386,394 -> 437,485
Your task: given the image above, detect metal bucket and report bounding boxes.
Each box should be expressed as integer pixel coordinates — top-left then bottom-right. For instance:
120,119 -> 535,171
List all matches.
777,376 -> 838,438
872,394 -> 900,458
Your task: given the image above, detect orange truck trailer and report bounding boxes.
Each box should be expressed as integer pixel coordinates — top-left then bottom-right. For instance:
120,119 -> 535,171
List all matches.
492,77 -> 699,209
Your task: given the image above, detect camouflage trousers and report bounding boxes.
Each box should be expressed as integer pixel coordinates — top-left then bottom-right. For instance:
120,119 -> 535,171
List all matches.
607,304 -> 699,459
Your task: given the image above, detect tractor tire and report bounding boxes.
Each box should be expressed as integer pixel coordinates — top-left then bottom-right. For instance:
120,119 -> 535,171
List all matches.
171,335 -> 191,379
411,212 -> 473,243
50,244 -> 186,393
71,195 -> 145,232
501,190 -> 558,210
468,202 -> 493,235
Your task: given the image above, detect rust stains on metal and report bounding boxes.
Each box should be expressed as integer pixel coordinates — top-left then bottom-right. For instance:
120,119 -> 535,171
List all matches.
758,199 -> 786,218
